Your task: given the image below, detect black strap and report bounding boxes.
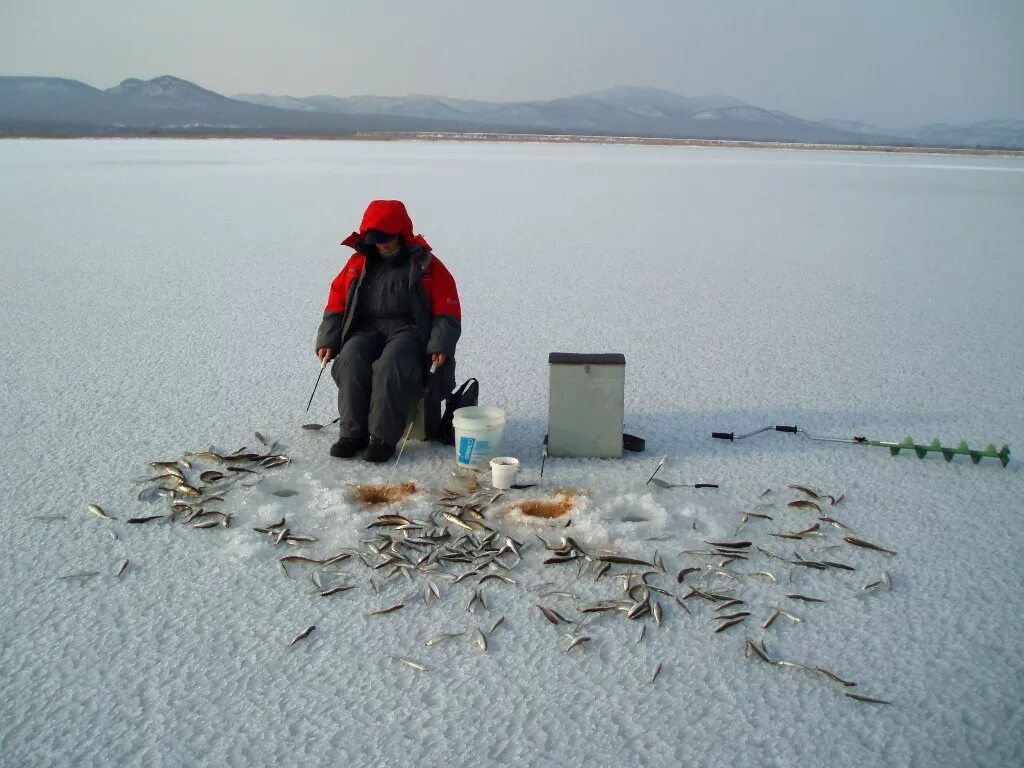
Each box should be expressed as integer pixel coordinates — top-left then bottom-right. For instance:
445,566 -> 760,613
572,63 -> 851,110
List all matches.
623,433 -> 646,452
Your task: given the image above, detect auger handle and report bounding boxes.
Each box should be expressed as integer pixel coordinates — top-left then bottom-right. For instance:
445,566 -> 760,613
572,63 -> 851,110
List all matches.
712,432 -> 734,440
775,425 -> 798,433
694,483 -> 719,488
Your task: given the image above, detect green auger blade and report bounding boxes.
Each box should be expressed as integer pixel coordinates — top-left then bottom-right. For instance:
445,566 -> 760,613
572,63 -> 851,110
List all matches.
867,437 -> 1010,466
912,437 -> 929,459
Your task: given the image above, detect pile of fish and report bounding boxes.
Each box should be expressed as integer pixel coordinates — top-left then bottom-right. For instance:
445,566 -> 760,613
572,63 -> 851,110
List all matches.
255,473 -> 897,704
79,434 -> 897,704
82,432 -> 291,555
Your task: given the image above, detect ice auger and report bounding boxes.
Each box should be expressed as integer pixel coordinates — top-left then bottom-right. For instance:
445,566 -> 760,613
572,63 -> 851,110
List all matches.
712,424 -> 1011,467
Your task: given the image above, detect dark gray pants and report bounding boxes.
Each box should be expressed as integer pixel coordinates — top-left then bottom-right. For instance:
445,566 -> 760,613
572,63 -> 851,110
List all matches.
331,327 -> 424,446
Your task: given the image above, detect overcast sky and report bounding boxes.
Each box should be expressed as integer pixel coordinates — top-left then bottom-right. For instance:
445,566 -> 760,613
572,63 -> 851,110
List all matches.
2,0 -> 1022,129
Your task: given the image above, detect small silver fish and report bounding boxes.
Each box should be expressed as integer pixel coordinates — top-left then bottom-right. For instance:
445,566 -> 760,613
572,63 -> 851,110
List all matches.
745,639 -> 774,664
706,540 -> 752,550
816,667 -> 857,687
115,559 -> 129,577
626,601 -> 650,620
394,657 -> 428,672
762,611 -> 780,629
845,692 -> 892,705
473,628 -> 488,652
288,625 -> 316,646
787,594 -> 827,603
425,633 -> 462,647
649,662 -> 663,683
713,617 -> 746,633
279,556 -> 325,567
537,605 -> 564,625
637,623 -> 646,643
821,560 -> 856,572
597,554 -> 654,567
368,603 -> 404,616
87,504 -> 117,521
776,660 -> 808,671
715,599 -> 745,612
479,573 -> 516,586
676,567 -> 700,584
466,589 -> 484,614
489,616 -> 505,633
319,585 -> 355,597
844,536 -> 897,556
58,571 -> 100,580
787,500 -> 821,512
788,484 -> 819,498
818,516 -> 852,530
127,515 -> 164,524
565,635 -> 591,652
451,569 -> 480,585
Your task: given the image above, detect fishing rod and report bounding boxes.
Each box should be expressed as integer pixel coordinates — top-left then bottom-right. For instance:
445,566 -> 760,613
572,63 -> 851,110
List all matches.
712,424 -> 1011,467
306,356 -> 330,411
646,455 -> 718,488
385,359 -> 440,490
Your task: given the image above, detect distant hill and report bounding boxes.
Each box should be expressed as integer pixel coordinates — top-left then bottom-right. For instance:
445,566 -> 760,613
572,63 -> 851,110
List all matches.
1,75 -> 1021,149
0,75 -> 499,137
234,84 -> 896,145
235,84 -> 1024,149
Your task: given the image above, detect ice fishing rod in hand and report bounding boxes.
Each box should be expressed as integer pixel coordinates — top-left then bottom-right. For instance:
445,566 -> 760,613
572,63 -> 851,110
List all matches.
306,352 -> 331,412
712,423 -> 1011,467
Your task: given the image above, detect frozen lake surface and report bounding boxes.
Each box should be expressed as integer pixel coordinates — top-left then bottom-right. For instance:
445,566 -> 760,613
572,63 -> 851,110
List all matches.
2,139 -> 1023,766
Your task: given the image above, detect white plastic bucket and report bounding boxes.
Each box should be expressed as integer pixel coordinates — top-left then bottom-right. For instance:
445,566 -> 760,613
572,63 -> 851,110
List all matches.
489,457 -> 520,489
453,406 -> 507,468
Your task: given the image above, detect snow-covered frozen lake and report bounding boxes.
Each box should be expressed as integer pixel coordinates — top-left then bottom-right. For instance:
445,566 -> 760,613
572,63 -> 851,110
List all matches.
2,139 -> 1022,767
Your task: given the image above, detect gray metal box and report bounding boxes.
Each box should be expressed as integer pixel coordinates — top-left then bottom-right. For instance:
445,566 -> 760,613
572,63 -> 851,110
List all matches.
547,353 -> 625,458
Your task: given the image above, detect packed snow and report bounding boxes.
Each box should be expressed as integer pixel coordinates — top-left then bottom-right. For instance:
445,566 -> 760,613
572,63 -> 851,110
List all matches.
1,138 -> 1022,767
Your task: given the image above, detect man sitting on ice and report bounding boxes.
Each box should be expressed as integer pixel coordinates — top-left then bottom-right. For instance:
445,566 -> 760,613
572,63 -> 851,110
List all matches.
315,200 -> 461,462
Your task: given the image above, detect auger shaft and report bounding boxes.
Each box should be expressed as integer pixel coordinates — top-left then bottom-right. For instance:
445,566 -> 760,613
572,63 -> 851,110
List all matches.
712,424 -> 1011,467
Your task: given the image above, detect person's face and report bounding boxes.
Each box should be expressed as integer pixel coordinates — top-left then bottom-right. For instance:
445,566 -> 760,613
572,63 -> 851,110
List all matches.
376,234 -> 401,255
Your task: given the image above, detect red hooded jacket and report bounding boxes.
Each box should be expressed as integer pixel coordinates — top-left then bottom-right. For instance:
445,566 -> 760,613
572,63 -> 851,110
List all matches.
318,200 -> 461,356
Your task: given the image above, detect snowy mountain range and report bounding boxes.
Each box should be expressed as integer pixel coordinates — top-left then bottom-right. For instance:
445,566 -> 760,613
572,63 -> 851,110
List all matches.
1,75 -> 1021,149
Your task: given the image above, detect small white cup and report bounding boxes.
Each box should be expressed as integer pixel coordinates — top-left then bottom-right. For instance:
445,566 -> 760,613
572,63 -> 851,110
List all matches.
489,456 -> 520,490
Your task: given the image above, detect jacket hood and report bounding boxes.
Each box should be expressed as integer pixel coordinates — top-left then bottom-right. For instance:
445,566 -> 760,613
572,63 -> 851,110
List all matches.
341,199 -> 432,251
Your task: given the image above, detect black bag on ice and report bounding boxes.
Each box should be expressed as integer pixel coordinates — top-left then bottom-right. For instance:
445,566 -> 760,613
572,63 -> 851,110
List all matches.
438,378 -> 479,445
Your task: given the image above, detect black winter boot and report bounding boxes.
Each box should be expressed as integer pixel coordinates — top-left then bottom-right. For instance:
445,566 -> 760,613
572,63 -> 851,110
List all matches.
330,434 -> 369,458
363,436 -> 395,463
